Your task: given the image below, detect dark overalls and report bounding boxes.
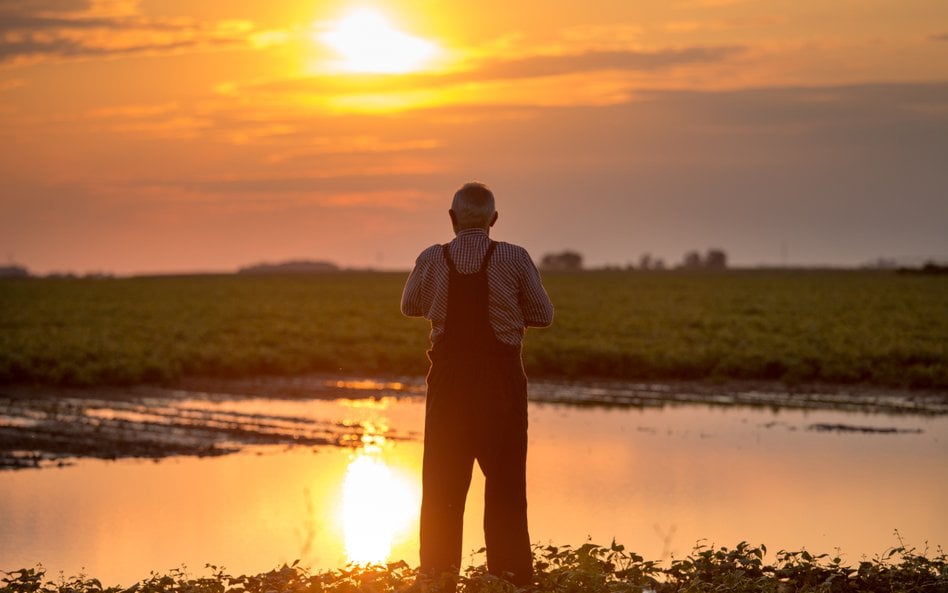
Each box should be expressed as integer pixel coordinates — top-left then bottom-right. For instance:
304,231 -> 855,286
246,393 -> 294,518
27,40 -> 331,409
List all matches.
419,241 -> 533,585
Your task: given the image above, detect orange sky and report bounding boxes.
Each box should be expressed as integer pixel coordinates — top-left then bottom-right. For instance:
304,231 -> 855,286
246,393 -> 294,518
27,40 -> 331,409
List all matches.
2,0 -> 947,274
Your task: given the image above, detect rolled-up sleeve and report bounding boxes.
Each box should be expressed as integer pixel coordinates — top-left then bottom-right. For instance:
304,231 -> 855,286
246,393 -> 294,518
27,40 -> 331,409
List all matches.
401,247 -> 438,317
520,256 -> 554,327
400,263 -> 426,317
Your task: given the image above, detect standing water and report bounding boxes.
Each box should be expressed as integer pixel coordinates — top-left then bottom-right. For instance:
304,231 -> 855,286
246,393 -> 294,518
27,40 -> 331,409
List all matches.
1,390 -> 946,585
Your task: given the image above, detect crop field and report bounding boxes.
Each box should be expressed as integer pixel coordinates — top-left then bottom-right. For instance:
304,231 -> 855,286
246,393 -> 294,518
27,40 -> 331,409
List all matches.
1,270 -> 946,389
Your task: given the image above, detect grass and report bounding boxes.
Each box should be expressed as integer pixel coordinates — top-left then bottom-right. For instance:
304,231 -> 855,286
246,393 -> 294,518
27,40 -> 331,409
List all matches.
3,541 -> 947,593
1,270 -> 946,389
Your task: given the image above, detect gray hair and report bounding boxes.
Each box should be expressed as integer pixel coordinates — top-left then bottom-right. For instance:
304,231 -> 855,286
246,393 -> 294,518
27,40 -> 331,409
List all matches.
451,182 -> 496,229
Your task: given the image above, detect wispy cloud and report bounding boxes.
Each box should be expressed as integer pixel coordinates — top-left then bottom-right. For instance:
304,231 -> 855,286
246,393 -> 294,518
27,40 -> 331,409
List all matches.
317,189 -> 433,210
0,78 -> 27,91
465,45 -> 744,80
248,45 -> 744,99
264,137 -> 442,163
0,1 -> 266,65
87,102 -> 180,118
931,33 -> 948,42
664,15 -> 785,34
79,100 -> 214,138
675,0 -> 750,7
97,163 -> 447,217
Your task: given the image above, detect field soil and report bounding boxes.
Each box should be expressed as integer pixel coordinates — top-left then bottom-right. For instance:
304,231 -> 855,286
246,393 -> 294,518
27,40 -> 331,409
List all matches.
2,374 -> 946,470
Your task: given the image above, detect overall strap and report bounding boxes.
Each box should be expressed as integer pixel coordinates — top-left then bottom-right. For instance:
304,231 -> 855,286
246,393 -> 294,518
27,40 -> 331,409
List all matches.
477,241 -> 498,273
441,243 -> 457,273
442,240 -> 498,274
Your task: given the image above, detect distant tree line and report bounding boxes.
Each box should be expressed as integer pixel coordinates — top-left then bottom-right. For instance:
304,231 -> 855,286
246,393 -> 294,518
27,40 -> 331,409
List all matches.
539,251 -> 584,272
897,261 -> 948,275
238,260 -> 340,275
0,265 -> 29,278
635,253 -> 667,271
539,248 -> 729,272
679,248 -> 728,270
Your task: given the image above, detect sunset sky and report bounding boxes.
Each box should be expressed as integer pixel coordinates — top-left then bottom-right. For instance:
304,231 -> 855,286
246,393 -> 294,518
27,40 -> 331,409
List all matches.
2,0 -> 947,274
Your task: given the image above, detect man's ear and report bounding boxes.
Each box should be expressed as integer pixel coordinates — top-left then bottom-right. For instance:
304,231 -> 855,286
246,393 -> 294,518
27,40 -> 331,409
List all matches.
449,209 -> 459,232
489,211 -> 499,227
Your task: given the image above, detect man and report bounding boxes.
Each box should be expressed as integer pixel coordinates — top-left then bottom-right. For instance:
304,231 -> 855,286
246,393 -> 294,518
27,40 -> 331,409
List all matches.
401,182 -> 554,586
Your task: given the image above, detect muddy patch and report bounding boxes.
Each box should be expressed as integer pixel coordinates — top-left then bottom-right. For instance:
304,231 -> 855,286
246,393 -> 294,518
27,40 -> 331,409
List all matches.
168,375 -> 948,415
808,422 -> 924,434
529,380 -> 948,415
0,396 -> 412,470
2,374 -> 945,470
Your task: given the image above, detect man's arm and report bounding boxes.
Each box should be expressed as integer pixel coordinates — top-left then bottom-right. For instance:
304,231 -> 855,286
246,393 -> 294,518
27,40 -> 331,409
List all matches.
400,248 -> 435,317
520,255 -> 554,327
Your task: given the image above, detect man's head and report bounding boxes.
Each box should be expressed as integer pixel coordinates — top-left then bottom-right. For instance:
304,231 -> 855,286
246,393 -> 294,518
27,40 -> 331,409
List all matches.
450,182 -> 499,233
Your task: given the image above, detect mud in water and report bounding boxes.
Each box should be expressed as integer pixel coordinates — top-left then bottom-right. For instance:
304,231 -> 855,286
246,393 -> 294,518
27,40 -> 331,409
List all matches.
0,392 -> 412,469
1,374 -> 945,470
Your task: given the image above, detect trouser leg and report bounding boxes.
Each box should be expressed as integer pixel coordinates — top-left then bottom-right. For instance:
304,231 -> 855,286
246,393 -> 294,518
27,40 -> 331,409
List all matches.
419,360 -> 475,578
478,357 -> 533,585
420,350 -> 533,584
481,427 -> 531,584
419,435 -> 474,576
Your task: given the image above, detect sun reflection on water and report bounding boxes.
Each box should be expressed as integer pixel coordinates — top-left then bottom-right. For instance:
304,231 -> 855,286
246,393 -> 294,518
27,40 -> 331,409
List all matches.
340,435 -> 420,566
333,379 -> 407,392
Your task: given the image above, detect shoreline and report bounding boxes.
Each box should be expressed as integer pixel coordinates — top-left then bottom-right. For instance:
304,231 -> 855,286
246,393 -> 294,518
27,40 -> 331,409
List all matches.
2,374 -> 946,470
5,373 -> 946,413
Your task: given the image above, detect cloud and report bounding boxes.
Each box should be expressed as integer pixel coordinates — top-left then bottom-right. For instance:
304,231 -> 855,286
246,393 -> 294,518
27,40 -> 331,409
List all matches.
5,79 -> 946,272
131,162 -> 447,202
250,45 -> 744,96
223,44 -> 746,113
0,15 -> 129,31
264,137 -> 442,163
453,45 -> 745,81
87,101 -> 180,118
0,78 -> 27,91
675,0 -> 749,6
0,36 -> 240,65
664,15 -> 785,34
931,33 -> 948,42
1,0 -> 91,13
0,1 -> 262,65
318,190 -> 432,210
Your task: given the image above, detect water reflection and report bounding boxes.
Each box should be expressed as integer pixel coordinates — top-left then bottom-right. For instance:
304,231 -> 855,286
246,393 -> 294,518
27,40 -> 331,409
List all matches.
333,380 -> 411,393
0,397 -> 945,585
340,434 -> 420,565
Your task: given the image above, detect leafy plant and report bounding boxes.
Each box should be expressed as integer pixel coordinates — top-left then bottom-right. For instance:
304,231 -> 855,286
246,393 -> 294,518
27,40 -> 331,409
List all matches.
3,541 -> 946,593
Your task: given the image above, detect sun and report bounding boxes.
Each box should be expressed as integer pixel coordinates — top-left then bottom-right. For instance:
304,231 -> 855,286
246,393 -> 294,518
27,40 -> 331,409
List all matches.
316,8 -> 440,74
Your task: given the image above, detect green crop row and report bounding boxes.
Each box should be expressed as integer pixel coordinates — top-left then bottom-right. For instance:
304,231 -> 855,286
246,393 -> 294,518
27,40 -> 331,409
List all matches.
531,270 -> 948,388
1,270 -> 945,389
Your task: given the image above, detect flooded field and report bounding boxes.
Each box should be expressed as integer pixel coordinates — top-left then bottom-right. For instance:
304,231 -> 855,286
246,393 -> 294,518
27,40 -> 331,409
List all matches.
1,380 -> 947,585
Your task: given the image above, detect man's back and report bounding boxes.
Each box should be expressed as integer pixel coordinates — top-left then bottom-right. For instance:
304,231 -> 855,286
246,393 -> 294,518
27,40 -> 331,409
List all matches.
400,228 -> 553,346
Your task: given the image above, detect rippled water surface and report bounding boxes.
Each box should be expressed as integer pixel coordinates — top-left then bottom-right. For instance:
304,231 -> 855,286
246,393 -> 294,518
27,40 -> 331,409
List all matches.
1,395 -> 946,585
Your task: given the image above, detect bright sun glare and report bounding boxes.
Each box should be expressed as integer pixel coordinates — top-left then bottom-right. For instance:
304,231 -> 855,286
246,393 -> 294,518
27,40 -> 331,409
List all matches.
317,8 -> 440,74
341,448 -> 418,565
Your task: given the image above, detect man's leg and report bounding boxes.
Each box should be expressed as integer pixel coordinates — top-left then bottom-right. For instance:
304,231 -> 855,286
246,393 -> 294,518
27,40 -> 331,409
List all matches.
481,430 -> 531,584
419,359 -> 475,578
478,358 -> 533,585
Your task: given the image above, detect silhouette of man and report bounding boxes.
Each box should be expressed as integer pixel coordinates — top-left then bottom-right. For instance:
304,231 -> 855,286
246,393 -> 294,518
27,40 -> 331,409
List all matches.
401,182 -> 554,586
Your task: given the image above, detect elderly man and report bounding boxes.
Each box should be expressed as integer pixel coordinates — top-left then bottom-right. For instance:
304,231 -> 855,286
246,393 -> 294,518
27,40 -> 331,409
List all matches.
401,182 -> 554,586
